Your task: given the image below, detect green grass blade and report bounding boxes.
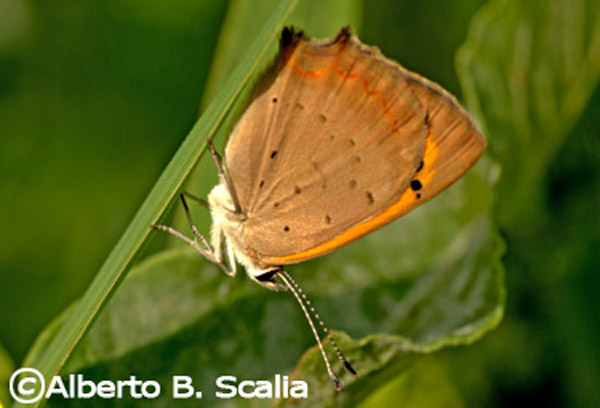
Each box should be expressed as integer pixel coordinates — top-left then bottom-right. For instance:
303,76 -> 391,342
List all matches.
14,1 -> 299,406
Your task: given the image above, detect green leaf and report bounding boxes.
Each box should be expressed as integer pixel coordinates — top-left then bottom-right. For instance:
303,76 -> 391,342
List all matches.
17,1 -> 299,407
456,0 -> 600,228
357,357 -> 465,408
31,157 -> 503,407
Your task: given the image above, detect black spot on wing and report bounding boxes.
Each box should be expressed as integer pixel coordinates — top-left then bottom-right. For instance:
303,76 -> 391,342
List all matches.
410,180 -> 422,191
366,191 -> 374,204
416,160 -> 424,173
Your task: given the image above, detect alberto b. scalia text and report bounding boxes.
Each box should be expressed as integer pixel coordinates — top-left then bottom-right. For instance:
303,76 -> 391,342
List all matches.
9,368 -> 308,403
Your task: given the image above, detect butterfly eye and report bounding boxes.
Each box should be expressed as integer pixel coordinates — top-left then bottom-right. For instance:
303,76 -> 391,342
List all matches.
254,268 -> 282,283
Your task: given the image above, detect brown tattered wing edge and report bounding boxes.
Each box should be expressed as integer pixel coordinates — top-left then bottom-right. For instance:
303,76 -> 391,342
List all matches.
246,26 -> 352,108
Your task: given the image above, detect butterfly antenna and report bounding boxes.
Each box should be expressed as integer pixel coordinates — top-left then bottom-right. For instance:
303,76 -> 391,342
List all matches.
277,272 -> 341,391
281,270 -> 356,376
278,271 -> 356,391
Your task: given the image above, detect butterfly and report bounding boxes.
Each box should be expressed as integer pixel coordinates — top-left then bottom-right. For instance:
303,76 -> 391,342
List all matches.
153,26 -> 485,390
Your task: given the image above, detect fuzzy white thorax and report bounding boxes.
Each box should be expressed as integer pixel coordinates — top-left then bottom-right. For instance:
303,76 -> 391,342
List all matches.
208,183 -> 282,289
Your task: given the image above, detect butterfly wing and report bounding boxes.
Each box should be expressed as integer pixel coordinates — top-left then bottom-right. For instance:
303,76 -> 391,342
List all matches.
224,28 -> 485,265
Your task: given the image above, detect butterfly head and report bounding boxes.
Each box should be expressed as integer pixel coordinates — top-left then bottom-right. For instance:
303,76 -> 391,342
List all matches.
249,266 -> 287,291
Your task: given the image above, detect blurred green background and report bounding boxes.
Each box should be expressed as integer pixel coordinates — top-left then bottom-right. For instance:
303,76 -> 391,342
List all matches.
0,0 -> 598,407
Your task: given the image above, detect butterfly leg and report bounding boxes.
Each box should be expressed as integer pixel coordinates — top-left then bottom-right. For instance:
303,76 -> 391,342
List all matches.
207,140 -> 243,214
181,191 -> 209,208
151,194 -> 234,276
180,192 -> 239,277
179,192 -> 212,250
180,191 -> 239,275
